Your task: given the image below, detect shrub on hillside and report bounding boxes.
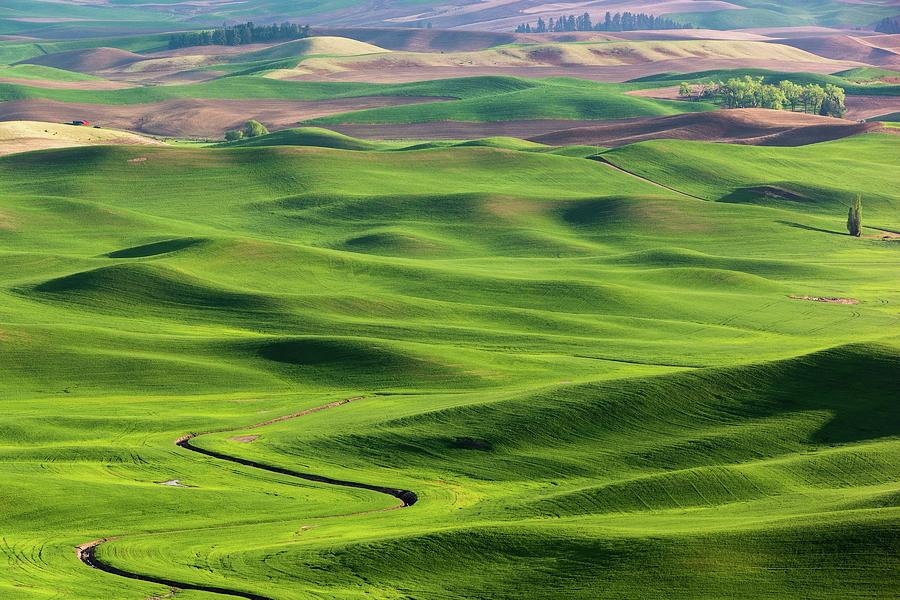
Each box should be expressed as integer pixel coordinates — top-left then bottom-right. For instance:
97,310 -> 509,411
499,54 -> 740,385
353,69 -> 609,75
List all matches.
819,84 -> 846,118
243,120 -> 269,138
224,130 -> 244,141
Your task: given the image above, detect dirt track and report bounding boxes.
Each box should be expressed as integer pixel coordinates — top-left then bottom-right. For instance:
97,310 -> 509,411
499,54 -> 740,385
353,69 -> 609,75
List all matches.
0,97 -> 449,138
77,396 -> 416,598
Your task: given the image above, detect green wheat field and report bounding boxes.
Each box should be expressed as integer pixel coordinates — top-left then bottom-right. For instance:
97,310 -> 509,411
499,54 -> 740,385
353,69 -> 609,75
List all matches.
1,126 -> 899,598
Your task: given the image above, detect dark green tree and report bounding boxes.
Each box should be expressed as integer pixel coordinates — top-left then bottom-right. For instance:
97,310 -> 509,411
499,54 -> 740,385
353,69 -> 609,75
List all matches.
820,84 -> 846,118
847,194 -> 862,237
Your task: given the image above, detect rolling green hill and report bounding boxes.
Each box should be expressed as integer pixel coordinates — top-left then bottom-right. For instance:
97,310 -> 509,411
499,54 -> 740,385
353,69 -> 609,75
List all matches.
0,64 -> 101,82
0,75 -> 716,125
217,126 -> 592,154
306,77 -> 714,124
672,0 -> 895,30
0,132 -> 898,598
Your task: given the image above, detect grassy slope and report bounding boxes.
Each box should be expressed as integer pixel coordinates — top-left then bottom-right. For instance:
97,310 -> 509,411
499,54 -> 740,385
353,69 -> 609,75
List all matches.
600,135 -> 899,218
307,78 -> 714,124
217,126 -> 595,154
0,74 -> 716,123
0,135 -> 898,599
0,64 -> 101,82
0,34 -> 170,64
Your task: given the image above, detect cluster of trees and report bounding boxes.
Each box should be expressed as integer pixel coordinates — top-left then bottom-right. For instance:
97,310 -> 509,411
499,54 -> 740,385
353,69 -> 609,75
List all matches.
168,22 -> 311,49
515,12 -> 690,33
874,16 -> 900,34
224,120 -> 269,141
678,76 -> 847,117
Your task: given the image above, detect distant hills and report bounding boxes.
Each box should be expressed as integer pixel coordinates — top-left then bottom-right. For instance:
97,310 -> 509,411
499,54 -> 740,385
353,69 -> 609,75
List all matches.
3,0 -> 897,36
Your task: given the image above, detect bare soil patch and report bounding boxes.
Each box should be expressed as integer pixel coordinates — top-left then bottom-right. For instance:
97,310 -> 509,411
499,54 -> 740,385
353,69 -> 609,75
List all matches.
738,26 -> 862,37
530,109 -> 878,147
0,78 -> 134,90
789,295 -> 859,304
863,34 -> 900,51
285,57 -> 860,84
846,95 -> 900,120
0,96 -> 449,138
613,29 -> 770,41
228,435 -> 259,443
0,210 -> 18,230
147,43 -> 275,58
627,85 -> 681,100
20,48 -> 144,73
864,229 -> 900,241
771,34 -> 900,67
313,26 -> 521,52
0,120 -> 164,156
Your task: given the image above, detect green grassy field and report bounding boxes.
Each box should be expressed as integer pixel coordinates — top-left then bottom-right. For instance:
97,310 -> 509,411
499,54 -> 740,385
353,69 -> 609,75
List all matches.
0,129 -> 898,598
0,64 -> 101,82
217,126 -> 603,155
307,77 -> 713,124
671,0 -> 895,29
1,0 -> 883,36
834,67 -> 900,84
0,75 -> 715,124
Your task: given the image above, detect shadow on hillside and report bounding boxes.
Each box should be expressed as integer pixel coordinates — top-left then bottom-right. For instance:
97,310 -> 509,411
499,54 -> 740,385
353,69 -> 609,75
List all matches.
777,221 -> 849,236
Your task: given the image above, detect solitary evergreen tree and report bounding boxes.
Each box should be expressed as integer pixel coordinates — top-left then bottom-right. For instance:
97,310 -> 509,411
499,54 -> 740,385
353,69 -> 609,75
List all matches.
847,194 -> 862,237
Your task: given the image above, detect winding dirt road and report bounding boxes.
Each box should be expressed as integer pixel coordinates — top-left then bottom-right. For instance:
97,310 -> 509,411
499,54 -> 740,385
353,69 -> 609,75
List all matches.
76,396 -> 417,599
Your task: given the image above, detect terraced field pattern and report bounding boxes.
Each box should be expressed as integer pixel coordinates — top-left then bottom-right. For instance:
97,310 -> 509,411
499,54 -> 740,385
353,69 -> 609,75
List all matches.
1,123 -> 899,598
